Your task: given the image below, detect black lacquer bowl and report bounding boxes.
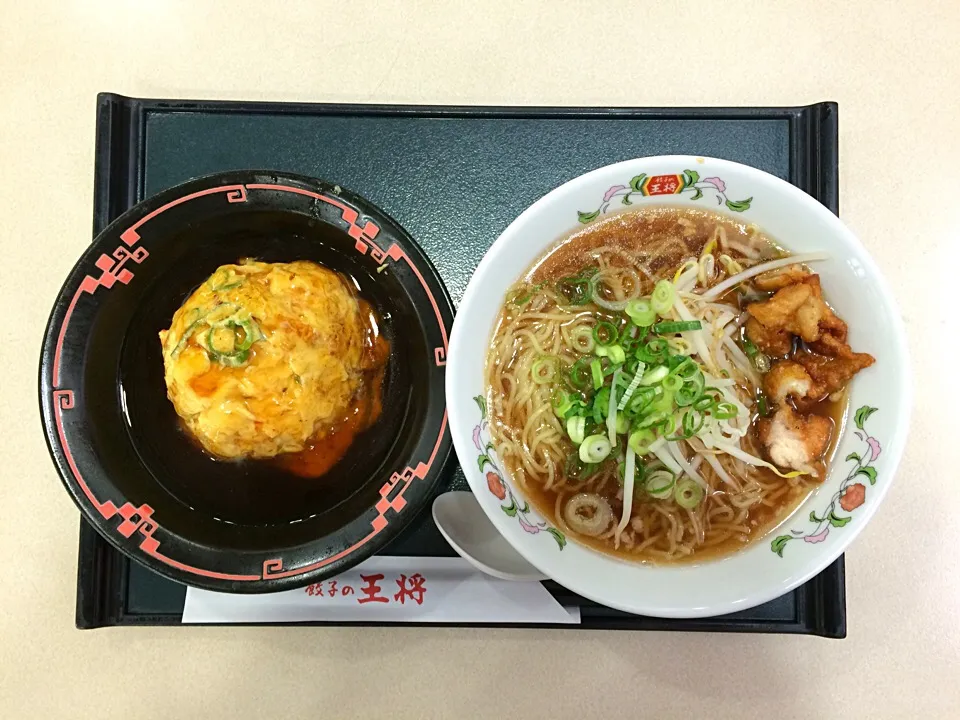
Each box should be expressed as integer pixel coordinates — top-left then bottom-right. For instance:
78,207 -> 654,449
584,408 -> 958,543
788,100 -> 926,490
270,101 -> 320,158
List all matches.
39,171 -> 454,592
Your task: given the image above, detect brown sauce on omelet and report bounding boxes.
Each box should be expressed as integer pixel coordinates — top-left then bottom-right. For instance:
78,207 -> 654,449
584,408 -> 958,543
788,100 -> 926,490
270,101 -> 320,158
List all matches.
277,299 -> 390,478
187,349 -> 261,398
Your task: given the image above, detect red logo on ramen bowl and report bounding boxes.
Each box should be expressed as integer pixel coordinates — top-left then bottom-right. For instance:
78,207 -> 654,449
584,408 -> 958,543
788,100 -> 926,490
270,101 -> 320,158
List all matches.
641,174 -> 684,195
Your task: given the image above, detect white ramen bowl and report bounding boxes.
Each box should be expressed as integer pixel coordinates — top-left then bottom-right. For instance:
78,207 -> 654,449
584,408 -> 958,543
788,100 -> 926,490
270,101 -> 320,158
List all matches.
446,156 -> 910,618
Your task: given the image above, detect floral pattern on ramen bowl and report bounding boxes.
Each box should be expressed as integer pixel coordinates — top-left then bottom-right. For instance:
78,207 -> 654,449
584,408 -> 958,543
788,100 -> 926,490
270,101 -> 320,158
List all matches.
472,395 -> 566,550
576,169 -> 753,224
446,156 -> 911,618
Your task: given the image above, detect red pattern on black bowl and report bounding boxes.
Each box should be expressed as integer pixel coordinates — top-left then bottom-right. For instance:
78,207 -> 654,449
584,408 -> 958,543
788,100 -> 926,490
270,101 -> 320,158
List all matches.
39,171 -> 453,592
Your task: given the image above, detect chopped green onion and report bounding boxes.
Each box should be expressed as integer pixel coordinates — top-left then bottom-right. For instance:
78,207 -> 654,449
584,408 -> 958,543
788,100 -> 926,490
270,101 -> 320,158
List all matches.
670,358 -> 700,380
647,338 -> 669,354
205,303 -> 241,324
674,479 -> 705,508
208,324 -> 237,355
639,365 -> 670,386
579,434 -> 612,463
210,269 -> 244,292
757,393 -> 769,417
651,279 -> 675,316
624,325 -> 651,353
592,386 -> 611,415
569,357 -> 593,389
590,358 -> 603,389
567,416 -> 586,444
675,384 -> 701,407
628,429 -> 656,455
670,409 -> 705,440
556,278 -> 593,305
553,391 -> 578,419
531,356 -> 558,384
692,395 -> 715,412
651,388 -> 675,415
205,312 -> 263,367
662,374 -> 683,393
713,402 -> 738,419
212,348 -> 250,367
653,320 -> 702,334
606,370 -> 621,443
571,326 -> 595,353
234,317 -> 263,352
625,299 -> 656,327
627,386 -> 658,415
617,365 -> 645,411
675,371 -> 705,407
741,338 -> 759,358
636,338 -> 670,364
169,310 -> 208,359
592,321 -> 619,347
591,403 -> 603,426
605,345 -> 626,364
636,409 -> 669,430
624,357 -> 644,376
615,412 -> 629,434
570,325 -> 595,355
645,470 -> 676,499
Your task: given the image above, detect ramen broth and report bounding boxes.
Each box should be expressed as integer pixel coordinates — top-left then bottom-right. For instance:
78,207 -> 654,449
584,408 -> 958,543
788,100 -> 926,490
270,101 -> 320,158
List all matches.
485,207 -> 848,563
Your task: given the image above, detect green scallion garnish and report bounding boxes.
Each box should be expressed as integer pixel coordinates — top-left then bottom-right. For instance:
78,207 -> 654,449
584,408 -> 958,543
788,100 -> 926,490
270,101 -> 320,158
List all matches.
592,321 -> 619,347
579,434 -> 613,463
645,470 -> 676,499
651,279 -> 675,316
569,357 -> 593,389
674,479 -> 705,508
653,320 -> 703,334
590,358 -> 604,389
625,299 -> 656,327
712,402 -> 738,419
531,356 -> 558,384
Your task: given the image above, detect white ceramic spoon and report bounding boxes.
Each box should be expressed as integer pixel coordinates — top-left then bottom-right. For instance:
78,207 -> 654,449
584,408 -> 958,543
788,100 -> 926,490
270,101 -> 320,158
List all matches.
431,491 -> 548,582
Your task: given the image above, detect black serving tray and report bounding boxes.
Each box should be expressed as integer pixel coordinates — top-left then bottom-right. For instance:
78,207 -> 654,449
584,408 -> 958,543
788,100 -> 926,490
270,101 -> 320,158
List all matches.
76,94 -> 845,636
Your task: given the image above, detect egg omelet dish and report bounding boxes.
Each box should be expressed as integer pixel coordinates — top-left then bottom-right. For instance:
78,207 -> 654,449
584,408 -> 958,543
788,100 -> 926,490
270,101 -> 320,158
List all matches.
159,259 -> 376,460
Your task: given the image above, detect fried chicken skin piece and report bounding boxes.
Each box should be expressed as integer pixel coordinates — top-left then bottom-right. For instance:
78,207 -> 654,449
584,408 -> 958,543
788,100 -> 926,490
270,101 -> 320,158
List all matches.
747,274 -> 848,350
745,317 -> 793,356
763,352 -> 875,411
800,276 -> 850,356
757,406 -> 832,478
753,264 -> 813,292
747,282 -> 813,335
763,360 -> 814,404
794,351 -> 876,405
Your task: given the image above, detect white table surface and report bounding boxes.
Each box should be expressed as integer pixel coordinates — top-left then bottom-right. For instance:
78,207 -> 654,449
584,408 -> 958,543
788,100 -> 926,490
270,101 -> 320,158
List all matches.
1,1 -> 957,717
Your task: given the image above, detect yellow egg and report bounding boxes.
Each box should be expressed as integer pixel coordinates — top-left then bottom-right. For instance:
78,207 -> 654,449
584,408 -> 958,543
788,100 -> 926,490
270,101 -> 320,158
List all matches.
159,260 -> 367,459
